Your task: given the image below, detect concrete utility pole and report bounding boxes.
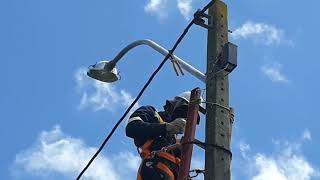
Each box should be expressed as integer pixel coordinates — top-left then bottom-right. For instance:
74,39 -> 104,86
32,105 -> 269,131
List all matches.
205,1 -> 232,180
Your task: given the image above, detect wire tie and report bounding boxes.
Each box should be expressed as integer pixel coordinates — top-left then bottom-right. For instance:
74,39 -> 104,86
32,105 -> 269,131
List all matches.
202,101 -> 230,111
175,60 -> 185,76
170,56 -> 184,76
171,59 -> 180,76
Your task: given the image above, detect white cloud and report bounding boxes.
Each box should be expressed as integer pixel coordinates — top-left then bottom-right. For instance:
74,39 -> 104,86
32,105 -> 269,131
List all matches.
236,131 -> 318,180
302,129 -> 312,141
177,0 -> 193,20
261,62 -> 289,83
144,0 -> 168,19
12,126 -> 140,180
114,152 -> 140,171
239,142 -> 251,159
252,151 -> 316,180
231,21 -> 288,46
75,68 -> 139,112
252,154 -> 287,180
144,0 -> 194,20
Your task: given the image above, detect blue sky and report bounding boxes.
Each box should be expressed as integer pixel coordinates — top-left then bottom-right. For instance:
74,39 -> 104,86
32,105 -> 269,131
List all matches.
1,0 -> 320,179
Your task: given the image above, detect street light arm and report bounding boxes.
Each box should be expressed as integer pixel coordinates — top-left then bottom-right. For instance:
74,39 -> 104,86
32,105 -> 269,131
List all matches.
110,39 -> 206,83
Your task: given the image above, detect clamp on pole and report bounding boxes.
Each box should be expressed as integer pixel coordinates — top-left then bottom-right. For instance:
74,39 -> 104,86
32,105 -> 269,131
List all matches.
193,9 -> 213,29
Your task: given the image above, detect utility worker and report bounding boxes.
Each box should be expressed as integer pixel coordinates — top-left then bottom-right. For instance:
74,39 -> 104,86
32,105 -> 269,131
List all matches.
126,92 -> 204,180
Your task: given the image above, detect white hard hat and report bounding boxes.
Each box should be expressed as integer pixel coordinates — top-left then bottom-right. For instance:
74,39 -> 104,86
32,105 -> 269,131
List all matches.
175,91 -> 205,114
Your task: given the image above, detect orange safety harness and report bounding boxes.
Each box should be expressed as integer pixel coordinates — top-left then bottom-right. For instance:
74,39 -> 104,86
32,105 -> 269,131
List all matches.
137,115 -> 181,180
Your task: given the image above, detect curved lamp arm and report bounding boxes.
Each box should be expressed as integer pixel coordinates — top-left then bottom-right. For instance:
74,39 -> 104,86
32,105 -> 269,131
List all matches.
109,39 -> 206,83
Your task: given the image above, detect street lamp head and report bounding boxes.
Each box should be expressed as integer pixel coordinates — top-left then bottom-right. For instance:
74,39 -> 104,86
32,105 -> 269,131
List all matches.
87,61 -> 120,83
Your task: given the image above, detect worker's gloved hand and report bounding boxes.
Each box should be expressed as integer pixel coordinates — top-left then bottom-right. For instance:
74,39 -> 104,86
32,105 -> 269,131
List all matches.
166,118 -> 186,134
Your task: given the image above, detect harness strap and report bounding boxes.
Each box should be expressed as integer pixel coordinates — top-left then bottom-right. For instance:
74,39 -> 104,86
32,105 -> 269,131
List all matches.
156,162 -> 175,180
139,140 -> 154,159
139,140 -> 181,165
157,152 -> 181,165
137,112 -> 178,180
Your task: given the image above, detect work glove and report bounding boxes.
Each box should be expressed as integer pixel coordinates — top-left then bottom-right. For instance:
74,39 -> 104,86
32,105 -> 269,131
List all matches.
165,118 -> 186,134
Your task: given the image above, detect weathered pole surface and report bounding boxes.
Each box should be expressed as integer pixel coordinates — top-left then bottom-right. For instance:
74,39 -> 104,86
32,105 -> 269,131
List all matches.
178,88 -> 201,180
205,1 -> 232,180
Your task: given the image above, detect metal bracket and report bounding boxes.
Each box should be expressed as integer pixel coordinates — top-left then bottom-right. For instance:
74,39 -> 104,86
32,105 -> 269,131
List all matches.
193,9 -> 213,29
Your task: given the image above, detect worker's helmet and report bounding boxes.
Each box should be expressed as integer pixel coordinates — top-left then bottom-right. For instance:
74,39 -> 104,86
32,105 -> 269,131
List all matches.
174,91 -> 206,114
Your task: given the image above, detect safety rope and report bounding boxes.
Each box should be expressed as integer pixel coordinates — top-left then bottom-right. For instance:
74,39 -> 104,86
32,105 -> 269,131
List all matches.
148,139 -> 232,162
202,101 -> 230,111
76,1 -> 217,179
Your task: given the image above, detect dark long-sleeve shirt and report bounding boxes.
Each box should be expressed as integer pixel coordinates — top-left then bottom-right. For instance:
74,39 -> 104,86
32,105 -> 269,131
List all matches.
126,106 -> 176,151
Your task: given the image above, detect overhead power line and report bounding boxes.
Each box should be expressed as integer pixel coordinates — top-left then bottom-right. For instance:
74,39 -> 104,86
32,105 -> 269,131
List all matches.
76,1 -> 216,179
